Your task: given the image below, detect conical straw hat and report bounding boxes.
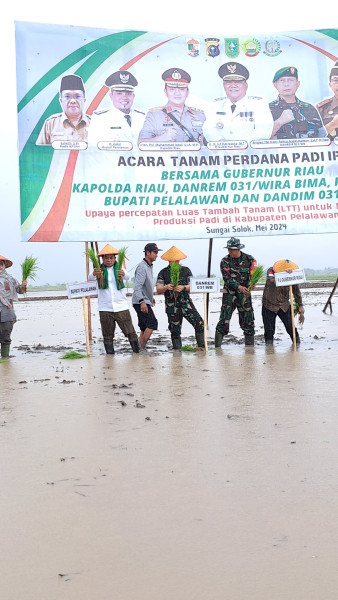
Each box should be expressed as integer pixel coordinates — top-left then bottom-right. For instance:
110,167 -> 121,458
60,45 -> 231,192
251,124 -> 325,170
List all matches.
98,244 -> 119,256
161,246 -> 187,261
0,254 -> 13,268
273,259 -> 299,272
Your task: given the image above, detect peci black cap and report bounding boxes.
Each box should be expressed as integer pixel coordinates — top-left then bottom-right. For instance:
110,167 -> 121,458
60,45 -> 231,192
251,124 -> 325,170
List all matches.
330,60 -> 338,80
60,74 -> 85,93
144,243 -> 162,253
218,62 -> 249,81
105,70 -> 138,92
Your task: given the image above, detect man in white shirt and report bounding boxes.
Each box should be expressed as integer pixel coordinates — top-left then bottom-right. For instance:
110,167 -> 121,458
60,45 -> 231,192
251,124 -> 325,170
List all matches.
203,62 -> 273,142
89,244 -> 139,354
88,70 -> 145,148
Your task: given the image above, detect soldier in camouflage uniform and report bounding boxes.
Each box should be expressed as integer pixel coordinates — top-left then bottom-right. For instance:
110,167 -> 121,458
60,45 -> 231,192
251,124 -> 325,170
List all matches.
317,61 -> 338,141
215,237 -> 257,347
269,67 -> 326,139
156,246 -> 204,350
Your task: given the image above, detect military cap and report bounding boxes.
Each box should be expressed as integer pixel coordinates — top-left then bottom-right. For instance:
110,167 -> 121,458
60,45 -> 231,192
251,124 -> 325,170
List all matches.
273,66 -> 298,82
0,254 -> 13,268
144,243 -> 162,253
162,68 -> 191,88
226,237 -> 245,250
330,60 -> 338,80
105,71 -> 138,92
218,62 -> 249,81
60,74 -> 85,93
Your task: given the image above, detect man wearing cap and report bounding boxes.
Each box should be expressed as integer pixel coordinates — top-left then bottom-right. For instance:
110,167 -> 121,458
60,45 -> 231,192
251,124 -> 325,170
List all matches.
88,70 -> 145,147
36,74 -> 91,145
138,68 -> 206,144
215,237 -> 257,347
88,244 -> 139,354
317,61 -> 338,141
0,254 -> 27,360
269,67 -> 326,139
132,243 -> 161,349
203,62 -> 273,141
156,246 -> 205,350
262,265 -> 304,344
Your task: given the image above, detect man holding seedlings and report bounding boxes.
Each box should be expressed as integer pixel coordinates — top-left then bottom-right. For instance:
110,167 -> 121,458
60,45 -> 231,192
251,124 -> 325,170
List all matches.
215,237 -> 257,347
156,246 -> 205,351
132,243 -> 161,349
89,244 -> 139,354
0,254 -> 27,360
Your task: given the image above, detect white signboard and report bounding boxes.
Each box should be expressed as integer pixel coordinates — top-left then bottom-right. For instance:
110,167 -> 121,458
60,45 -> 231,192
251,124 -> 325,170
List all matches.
275,269 -> 306,287
67,281 -> 98,299
190,277 -> 220,293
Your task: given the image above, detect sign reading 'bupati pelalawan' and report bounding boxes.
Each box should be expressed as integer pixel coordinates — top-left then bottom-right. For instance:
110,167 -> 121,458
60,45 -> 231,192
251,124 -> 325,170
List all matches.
15,22 -> 338,242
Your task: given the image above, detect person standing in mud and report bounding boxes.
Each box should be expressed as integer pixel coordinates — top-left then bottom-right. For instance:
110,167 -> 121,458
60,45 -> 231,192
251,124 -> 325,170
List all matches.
262,265 -> 304,344
215,237 -> 256,347
89,244 -> 139,355
0,254 -> 27,360
132,243 -> 161,349
156,246 -> 205,350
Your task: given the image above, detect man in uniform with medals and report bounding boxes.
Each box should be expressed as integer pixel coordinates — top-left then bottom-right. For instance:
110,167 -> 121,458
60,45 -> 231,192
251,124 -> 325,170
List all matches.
317,61 -> 338,141
203,62 -> 273,142
138,68 -> 206,144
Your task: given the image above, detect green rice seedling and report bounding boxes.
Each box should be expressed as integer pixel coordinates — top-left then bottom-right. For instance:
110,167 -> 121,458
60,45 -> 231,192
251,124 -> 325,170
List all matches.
181,345 -> 195,352
21,256 -> 40,282
61,351 -> 88,359
85,248 -> 100,270
117,247 -> 128,289
248,264 -> 264,292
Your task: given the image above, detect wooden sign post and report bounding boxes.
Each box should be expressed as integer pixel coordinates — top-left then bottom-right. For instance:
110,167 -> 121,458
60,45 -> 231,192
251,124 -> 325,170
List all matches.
190,277 -> 221,352
66,281 -> 98,356
274,269 -> 306,349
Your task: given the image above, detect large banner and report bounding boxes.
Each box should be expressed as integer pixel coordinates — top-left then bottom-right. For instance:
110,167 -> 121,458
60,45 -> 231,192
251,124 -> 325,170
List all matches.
15,22 -> 338,242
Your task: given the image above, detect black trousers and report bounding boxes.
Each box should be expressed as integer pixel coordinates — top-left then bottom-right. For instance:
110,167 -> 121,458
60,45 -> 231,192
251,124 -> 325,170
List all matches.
262,305 -> 299,342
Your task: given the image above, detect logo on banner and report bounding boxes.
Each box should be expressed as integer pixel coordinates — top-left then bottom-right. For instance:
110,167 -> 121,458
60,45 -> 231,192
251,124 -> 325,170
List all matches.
241,38 -> 261,57
263,39 -> 282,57
205,38 -> 220,57
187,38 -> 200,57
225,39 -> 239,58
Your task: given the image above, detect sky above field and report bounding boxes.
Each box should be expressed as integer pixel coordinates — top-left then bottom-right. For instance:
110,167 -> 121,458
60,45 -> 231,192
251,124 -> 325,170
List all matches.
2,1 -> 338,284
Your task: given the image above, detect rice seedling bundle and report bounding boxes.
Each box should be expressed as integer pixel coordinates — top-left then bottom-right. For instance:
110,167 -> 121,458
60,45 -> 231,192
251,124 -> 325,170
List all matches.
117,247 -> 128,289
248,264 -> 264,292
21,256 -> 40,283
85,248 -> 104,287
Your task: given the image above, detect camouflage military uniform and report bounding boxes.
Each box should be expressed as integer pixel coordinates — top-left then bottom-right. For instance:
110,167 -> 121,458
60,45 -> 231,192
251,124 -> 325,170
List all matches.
317,96 -> 338,140
269,96 -> 326,139
156,265 -> 204,340
216,252 -> 256,336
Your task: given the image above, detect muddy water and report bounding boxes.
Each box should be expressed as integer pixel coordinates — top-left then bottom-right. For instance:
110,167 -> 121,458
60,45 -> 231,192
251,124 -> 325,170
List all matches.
1,289 -> 338,599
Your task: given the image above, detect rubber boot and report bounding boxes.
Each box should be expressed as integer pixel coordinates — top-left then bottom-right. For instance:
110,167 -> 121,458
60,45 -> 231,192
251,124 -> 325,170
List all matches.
104,342 -> 115,354
172,337 -> 182,350
215,331 -> 223,347
244,335 -> 254,346
195,330 -> 205,348
1,344 -> 10,359
130,340 -> 140,353
265,338 -> 273,345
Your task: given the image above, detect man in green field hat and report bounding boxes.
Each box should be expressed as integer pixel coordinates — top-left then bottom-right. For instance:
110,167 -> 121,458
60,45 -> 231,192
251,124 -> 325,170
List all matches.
215,237 -> 257,347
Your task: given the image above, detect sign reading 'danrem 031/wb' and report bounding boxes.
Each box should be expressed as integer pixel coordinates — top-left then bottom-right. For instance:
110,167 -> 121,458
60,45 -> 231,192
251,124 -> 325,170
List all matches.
15,22 -> 338,243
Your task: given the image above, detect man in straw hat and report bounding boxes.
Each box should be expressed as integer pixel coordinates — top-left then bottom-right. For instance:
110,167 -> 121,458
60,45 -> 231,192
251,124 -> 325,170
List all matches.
156,246 -> 205,350
89,244 -> 139,354
317,60 -> 338,141
132,243 -> 161,349
215,237 -> 256,347
36,74 -> 91,145
262,261 -> 304,345
0,254 -> 27,360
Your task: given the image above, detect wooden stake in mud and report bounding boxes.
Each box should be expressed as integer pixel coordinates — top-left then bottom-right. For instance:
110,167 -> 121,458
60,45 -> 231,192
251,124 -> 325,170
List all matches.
203,292 -> 208,351
82,297 -> 90,355
289,285 -> 297,349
